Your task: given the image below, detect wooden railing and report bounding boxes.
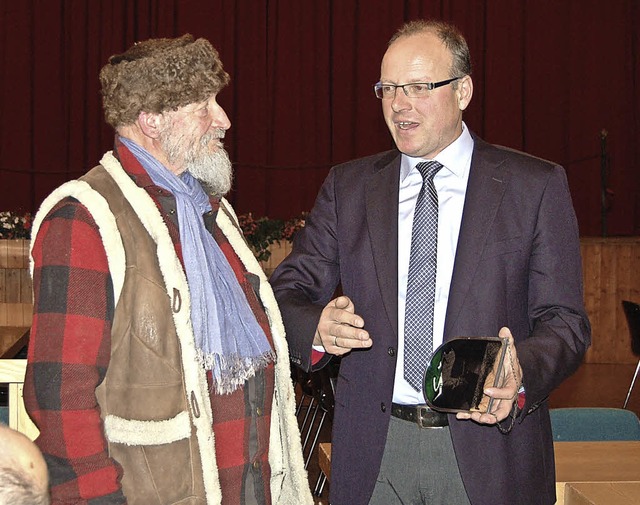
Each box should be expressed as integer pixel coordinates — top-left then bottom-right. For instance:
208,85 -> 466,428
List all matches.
259,240 -> 293,278
0,239 -> 32,327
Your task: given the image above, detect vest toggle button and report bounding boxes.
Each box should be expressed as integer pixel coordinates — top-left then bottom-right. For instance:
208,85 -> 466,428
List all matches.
172,288 -> 182,313
190,391 -> 200,418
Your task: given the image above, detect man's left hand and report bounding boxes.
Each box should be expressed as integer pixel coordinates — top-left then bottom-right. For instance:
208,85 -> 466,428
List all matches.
455,327 -> 523,425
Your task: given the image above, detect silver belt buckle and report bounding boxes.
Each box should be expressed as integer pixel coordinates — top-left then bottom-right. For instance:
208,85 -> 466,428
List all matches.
418,405 -> 430,428
418,405 -> 446,429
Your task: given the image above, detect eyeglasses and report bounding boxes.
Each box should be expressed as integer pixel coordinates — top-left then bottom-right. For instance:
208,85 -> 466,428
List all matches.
373,77 -> 460,99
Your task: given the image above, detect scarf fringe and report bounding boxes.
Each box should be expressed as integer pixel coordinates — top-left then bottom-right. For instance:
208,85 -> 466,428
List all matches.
198,349 -> 277,395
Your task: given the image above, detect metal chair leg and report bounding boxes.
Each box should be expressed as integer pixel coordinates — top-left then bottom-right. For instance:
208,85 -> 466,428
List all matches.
313,472 -> 327,496
302,405 -> 322,467
304,409 -> 327,469
296,389 -> 311,417
295,387 -> 305,416
623,359 -> 640,409
302,399 -> 318,443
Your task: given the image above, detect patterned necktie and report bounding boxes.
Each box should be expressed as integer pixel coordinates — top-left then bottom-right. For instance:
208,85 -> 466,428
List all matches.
404,161 -> 443,391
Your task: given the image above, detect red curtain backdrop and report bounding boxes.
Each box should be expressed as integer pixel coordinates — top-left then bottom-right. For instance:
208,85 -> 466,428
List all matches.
1,1 -> 638,236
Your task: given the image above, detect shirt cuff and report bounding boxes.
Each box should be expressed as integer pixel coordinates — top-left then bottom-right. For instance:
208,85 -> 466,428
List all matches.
517,385 -> 526,410
311,347 -> 325,365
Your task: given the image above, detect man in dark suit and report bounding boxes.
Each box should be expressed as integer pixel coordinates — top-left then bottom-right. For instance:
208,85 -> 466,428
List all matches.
270,19 -> 590,505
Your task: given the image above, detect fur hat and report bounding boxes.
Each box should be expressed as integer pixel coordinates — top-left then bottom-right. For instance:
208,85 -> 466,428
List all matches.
100,34 -> 230,128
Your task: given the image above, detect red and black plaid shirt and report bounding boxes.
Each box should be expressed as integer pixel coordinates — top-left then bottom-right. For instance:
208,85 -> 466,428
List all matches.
24,140 -> 275,505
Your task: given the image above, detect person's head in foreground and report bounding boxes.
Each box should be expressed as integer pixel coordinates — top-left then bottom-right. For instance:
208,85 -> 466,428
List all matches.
0,423 -> 50,505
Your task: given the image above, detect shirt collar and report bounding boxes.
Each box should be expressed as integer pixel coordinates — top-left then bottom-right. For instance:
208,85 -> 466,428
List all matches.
400,122 -> 474,182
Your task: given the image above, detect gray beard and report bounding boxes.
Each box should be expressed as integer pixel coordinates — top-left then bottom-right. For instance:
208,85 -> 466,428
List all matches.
161,131 -> 233,198
185,135 -> 233,198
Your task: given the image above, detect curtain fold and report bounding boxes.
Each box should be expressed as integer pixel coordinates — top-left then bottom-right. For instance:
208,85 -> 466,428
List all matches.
1,1 -> 638,236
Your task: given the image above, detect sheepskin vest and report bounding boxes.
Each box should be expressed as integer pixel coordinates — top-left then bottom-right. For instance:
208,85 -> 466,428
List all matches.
30,151 -> 312,505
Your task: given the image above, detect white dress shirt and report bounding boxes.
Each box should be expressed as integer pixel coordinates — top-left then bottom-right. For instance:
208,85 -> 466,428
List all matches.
393,123 -> 474,405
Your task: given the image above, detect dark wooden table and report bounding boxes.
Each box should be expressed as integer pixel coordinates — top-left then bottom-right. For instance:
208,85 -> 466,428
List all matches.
0,326 -> 30,358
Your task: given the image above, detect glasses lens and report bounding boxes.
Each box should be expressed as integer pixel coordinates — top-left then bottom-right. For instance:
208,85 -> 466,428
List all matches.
405,84 -> 430,98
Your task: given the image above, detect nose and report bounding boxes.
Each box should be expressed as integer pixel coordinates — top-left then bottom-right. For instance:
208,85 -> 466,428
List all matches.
391,87 -> 411,113
210,98 -> 231,130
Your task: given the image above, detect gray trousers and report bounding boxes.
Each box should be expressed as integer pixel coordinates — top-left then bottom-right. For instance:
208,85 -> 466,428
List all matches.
369,416 -> 471,505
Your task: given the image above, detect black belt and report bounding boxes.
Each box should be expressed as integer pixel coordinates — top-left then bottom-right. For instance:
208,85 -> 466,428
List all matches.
391,403 -> 449,428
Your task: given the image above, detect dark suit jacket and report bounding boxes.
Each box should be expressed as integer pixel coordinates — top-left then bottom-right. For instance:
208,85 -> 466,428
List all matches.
270,136 -> 591,505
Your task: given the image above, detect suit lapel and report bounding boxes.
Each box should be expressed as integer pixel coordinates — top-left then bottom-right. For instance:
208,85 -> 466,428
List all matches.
444,139 -> 508,338
365,152 -> 401,341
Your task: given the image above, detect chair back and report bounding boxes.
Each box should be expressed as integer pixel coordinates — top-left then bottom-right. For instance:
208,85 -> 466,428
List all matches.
622,300 -> 640,355
0,359 -> 39,440
550,407 -> 640,441
292,359 -> 340,472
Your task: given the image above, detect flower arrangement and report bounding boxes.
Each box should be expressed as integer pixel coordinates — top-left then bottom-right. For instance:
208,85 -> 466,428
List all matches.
0,209 -> 307,263
238,212 -> 307,262
0,211 -> 32,239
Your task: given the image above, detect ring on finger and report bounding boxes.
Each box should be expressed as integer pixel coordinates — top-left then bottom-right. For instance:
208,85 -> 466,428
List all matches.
334,336 -> 339,348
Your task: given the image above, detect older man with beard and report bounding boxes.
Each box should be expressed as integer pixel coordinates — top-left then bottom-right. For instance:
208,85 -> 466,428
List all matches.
23,35 -> 312,505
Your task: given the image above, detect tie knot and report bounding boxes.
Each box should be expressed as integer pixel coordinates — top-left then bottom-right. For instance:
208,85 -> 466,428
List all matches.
416,161 -> 442,182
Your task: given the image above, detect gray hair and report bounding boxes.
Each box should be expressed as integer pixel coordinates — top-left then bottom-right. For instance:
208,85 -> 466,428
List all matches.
0,466 -> 50,505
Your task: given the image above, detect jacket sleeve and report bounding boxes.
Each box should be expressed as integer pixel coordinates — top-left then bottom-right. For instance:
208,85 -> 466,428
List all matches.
270,169 -> 342,372
517,164 -> 591,415
24,198 -> 127,505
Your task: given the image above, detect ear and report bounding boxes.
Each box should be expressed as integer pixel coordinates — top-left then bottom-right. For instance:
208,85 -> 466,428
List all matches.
137,111 -> 165,139
456,75 -> 473,111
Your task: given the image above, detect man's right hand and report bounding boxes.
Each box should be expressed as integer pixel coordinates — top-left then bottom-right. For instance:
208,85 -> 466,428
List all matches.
314,296 -> 372,356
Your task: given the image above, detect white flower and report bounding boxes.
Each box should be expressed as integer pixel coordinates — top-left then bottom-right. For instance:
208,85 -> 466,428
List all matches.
0,211 -> 32,238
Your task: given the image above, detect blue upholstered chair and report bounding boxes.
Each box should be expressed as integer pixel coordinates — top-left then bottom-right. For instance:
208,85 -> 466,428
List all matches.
550,407 -> 640,442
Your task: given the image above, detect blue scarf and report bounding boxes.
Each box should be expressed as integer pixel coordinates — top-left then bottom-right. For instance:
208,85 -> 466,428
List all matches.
120,137 -> 274,394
